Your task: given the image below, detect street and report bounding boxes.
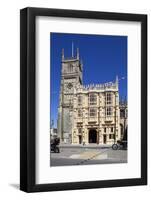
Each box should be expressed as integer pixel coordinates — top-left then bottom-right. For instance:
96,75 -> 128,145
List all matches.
50,145 -> 127,167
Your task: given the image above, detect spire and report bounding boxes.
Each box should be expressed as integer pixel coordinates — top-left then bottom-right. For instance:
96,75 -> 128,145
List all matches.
72,42 -> 74,58
62,48 -> 64,60
77,48 -> 79,59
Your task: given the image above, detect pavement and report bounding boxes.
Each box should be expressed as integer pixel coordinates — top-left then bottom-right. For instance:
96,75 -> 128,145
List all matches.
50,145 -> 127,167
59,143 -> 112,148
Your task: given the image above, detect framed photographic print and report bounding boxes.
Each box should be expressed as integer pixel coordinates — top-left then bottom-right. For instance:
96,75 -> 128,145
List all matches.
20,7 -> 147,192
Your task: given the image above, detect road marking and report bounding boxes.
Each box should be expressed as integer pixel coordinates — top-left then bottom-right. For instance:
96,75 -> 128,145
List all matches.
70,154 -> 80,158
93,154 -> 108,160
69,150 -> 101,159
76,149 -> 109,165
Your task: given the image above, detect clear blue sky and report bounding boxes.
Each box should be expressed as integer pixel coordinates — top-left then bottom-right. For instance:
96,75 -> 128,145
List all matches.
50,33 -> 127,128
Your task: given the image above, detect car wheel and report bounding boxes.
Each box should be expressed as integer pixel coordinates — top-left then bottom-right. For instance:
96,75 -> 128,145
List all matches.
112,144 -> 118,150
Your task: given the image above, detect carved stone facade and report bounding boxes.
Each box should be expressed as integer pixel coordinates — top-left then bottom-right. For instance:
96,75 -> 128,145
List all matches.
71,80 -> 121,144
58,48 -> 125,144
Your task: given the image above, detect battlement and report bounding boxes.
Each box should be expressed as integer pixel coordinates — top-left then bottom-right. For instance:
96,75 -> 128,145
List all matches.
62,57 -> 78,62
75,81 -> 118,93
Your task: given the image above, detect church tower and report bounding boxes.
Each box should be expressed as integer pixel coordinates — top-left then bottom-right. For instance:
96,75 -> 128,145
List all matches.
58,46 -> 83,143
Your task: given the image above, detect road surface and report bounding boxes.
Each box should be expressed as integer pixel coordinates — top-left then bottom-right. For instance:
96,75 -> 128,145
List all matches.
50,146 -> 127,167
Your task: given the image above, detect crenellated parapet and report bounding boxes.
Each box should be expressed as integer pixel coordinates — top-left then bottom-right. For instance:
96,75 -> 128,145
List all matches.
75,80 -> 118,93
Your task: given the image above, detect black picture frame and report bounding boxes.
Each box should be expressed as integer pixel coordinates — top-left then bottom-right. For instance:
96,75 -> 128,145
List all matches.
20,7 -> 147,192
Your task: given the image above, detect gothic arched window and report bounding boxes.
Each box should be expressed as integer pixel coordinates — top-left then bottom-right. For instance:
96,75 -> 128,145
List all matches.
106,107 -> 112,116
106,93 -> 112,105
68,64 -> 73,73
89,93 -> 97,105
89,108 -> 97,117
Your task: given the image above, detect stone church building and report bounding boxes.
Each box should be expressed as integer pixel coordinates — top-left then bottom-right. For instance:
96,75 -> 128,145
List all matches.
57,48 -> 127,144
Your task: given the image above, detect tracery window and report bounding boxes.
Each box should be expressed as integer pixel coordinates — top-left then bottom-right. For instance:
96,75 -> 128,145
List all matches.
106,107 -> 112,116
106,93 -> 112,105
89,108 -> 97,117
109,134 -> 115,139
89,93 -> 97,105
